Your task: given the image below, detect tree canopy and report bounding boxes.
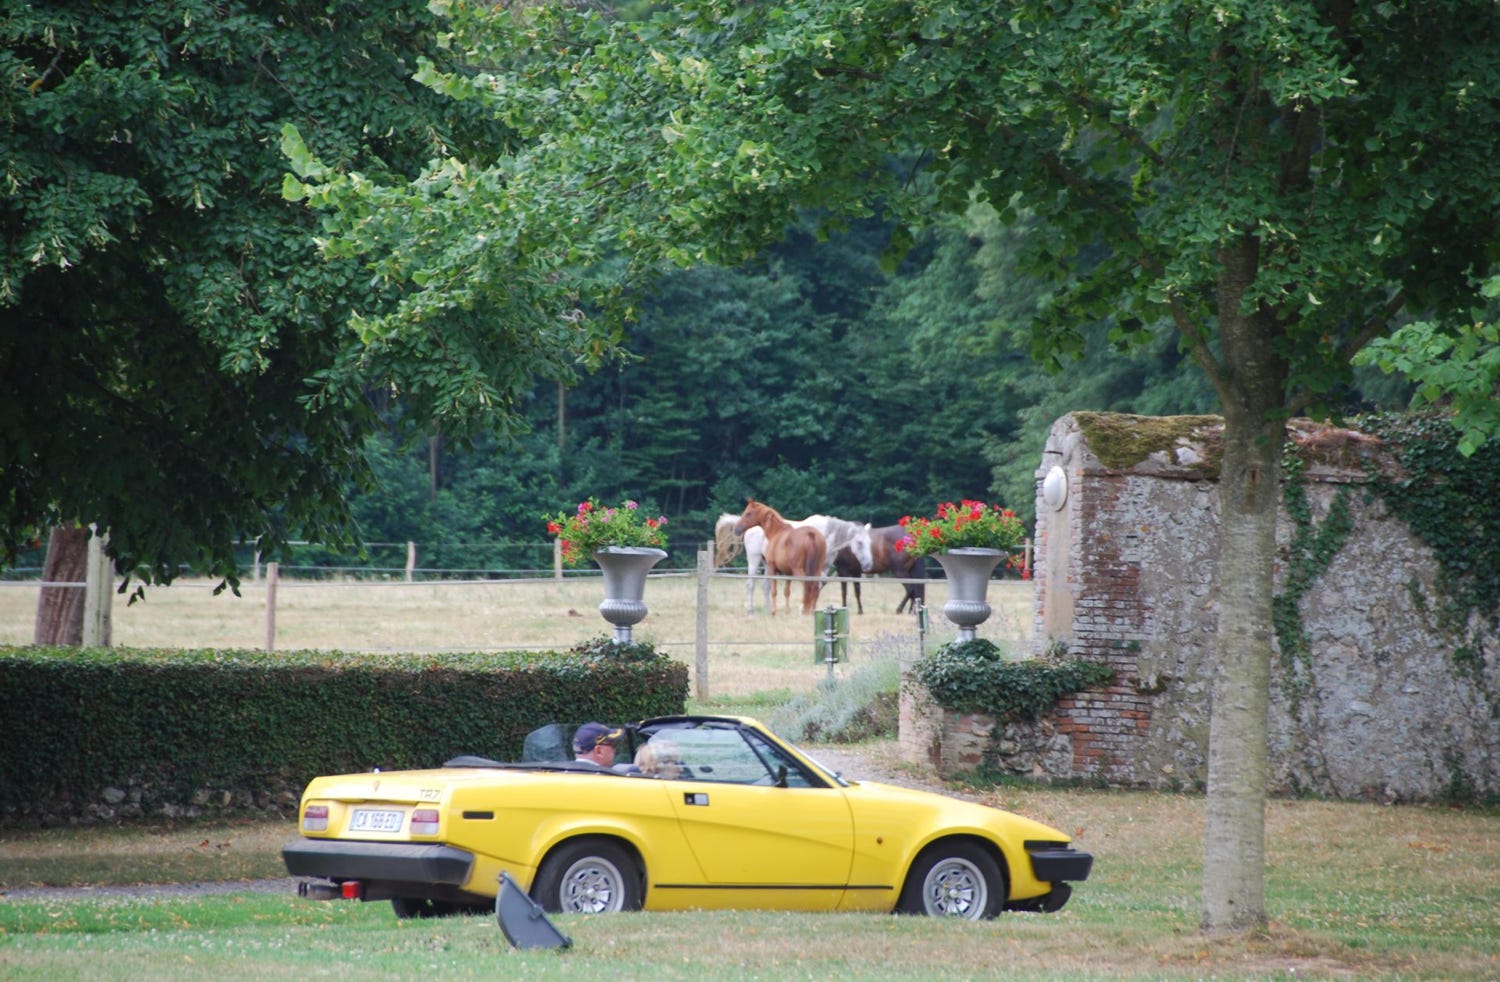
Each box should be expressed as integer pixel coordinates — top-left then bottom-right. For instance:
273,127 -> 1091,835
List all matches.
290,0 -> 1500,931
0,1 -> 617,588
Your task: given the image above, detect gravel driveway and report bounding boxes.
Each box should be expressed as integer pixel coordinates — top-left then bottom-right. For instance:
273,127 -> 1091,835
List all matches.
802,739 -> 960,796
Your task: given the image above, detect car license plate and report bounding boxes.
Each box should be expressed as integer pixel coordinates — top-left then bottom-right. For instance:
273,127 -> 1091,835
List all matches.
349,808 -> 405,833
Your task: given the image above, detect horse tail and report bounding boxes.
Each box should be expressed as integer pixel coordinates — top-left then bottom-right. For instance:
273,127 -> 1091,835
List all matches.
801,531 -> 827,614
798,536 -> 825,581
714,516 -> 742,567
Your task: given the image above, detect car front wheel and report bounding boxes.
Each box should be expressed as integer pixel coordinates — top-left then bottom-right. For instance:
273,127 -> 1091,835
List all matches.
898,841 -> 1006,920
531,839 -> 642,914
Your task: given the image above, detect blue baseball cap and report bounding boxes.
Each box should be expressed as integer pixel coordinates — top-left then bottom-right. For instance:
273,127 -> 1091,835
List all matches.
572,722 -> 623,753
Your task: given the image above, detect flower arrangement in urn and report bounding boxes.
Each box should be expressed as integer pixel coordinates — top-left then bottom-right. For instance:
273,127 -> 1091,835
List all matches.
545,497 -> 667,566
895,500 -> 1025,558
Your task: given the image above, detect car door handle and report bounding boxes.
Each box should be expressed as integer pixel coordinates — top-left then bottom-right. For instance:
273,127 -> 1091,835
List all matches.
683,793 -> 709,806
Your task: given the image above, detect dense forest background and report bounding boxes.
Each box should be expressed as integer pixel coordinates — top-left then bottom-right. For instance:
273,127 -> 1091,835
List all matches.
0,0 -> 1427,585
348,203 -> 1411,573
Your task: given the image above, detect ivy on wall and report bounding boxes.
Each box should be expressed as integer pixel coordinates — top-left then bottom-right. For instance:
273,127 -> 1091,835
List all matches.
1273,411 -> 1500,703
1355,411 -> 1500,680
1272,453 -> 1355,709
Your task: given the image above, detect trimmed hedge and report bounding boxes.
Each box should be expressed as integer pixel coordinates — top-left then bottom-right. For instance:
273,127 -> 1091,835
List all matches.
0,642 -> 689,827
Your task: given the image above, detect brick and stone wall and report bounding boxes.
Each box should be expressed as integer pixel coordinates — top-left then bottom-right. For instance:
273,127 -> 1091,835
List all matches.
901,412 -> 1500,801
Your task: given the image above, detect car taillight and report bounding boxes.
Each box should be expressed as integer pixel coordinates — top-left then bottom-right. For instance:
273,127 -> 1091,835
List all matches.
302,804 -> 329,832
411,808 -> 440,835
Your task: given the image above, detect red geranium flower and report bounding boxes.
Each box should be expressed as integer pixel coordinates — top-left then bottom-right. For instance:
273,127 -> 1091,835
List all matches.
896,500 -> 1025,559
544,497 -> 667,567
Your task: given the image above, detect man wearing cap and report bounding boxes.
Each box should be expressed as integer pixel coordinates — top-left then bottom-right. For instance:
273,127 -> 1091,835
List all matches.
572,722 -> 623,768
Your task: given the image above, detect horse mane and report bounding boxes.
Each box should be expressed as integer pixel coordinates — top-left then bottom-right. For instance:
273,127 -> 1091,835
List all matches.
746,498 -> 783,522
714,513 -> 743,567
811,515 -> 854,537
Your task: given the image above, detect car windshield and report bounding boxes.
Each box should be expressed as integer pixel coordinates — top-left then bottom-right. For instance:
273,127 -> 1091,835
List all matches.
794,749 -> 851,788
640,722 -> 843,788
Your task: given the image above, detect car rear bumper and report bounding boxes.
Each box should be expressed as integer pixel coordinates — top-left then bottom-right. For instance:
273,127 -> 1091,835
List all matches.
283,838 -> 476,886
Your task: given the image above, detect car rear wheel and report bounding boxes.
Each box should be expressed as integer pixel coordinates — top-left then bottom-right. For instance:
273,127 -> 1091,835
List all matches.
390,897 -> 473,919
531,839 -> 642,914
898,841 -> 1006,920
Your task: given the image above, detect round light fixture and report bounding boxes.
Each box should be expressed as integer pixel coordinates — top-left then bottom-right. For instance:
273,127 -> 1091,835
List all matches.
1043,466 -> 1068,511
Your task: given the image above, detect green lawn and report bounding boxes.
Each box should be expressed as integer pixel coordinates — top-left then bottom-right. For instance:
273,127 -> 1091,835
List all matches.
2,786 -> 1496,981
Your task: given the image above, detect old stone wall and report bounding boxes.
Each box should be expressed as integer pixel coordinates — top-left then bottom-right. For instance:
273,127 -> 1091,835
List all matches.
902,412 -> 1500,801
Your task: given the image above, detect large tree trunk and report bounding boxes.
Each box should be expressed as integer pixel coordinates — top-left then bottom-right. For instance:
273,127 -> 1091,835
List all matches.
1200,237 -> 1288,932
33,524 -> 90,645
1201,414 -> 1280,931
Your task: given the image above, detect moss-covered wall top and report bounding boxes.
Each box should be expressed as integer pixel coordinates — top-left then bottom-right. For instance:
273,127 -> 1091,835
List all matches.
1070,412 -> 1225,475
1071,410 -> 1411,481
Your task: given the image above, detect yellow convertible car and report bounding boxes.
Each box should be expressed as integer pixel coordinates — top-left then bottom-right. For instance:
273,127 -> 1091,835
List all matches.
282,715 -> 1091,921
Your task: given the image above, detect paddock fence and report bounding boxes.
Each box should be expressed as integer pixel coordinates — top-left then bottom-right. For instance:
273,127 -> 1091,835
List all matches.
0,541 -> 1035,701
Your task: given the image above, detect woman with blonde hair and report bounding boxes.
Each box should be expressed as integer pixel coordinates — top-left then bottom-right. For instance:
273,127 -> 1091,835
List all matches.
633,738 -> 684,779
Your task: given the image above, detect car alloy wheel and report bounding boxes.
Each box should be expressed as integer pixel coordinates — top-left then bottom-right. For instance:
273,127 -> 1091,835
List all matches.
898,841 -> 1005,920
922,855 -> 987,917
533,838 -> 643,914
561,856 -> 626,913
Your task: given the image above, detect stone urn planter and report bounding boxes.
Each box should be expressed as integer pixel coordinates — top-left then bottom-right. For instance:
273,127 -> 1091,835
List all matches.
933,547 -> 1004,641
593,546 -> 668,643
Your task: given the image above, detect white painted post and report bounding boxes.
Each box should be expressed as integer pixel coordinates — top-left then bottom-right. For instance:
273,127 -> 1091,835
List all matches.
554,538 -> 563,579
82,526 -> 112,648
406,541 -> 416,582
264,562 -> 279,652
695,544 -> 711,699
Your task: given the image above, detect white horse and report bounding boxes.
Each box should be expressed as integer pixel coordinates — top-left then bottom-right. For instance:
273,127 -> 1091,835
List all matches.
715,512 -> 872,614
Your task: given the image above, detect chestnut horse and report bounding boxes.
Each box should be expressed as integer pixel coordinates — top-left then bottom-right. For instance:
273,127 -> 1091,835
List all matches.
716,512 -> 871,614
732,500 -> 828,615
864,524 -> 928,614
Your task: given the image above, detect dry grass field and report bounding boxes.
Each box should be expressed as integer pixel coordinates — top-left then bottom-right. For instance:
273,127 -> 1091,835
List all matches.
0,570 -> 1035,699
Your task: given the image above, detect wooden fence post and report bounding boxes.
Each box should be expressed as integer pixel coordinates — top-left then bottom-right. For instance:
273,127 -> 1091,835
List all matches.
695,544 -> 711,700
264,562 -> 279,652
406,541 -> 416,582
82,525 -> 112,648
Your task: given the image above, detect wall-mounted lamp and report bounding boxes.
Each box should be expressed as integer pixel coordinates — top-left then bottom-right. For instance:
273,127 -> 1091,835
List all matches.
1043,466 -> 1069,511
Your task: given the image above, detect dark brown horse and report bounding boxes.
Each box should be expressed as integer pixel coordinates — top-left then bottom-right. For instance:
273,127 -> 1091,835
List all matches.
832,546 -> 864,614
865,524 -> 927,614
733,500 -> 828,615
